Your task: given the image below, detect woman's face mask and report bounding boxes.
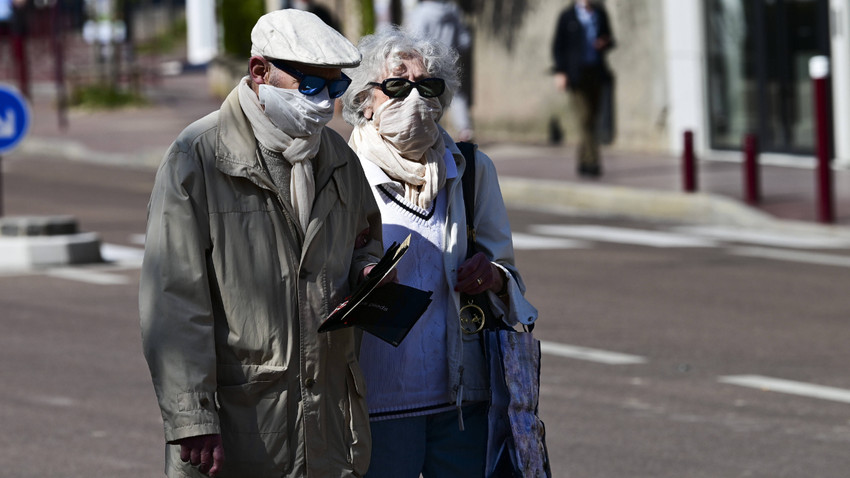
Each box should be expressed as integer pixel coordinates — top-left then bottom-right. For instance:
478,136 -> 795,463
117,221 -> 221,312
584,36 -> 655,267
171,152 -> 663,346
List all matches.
372,88 -> 443,157
258,84 -> 335,138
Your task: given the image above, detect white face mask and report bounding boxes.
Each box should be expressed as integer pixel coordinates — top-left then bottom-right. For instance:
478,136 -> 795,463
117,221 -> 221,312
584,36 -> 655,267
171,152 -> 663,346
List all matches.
258,84 -> 335,138
373,89 -> 443,158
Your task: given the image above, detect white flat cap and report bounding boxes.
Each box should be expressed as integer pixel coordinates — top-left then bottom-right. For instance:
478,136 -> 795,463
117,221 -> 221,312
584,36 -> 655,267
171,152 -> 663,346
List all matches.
251,9 -> 361,68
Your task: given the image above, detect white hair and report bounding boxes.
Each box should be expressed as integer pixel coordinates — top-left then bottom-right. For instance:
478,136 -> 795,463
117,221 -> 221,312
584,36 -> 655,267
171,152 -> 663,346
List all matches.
341,26 -> 461,126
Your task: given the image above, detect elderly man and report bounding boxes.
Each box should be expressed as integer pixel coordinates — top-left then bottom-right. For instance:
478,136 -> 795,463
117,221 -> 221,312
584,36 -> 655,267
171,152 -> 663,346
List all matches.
140,10 -> 383,478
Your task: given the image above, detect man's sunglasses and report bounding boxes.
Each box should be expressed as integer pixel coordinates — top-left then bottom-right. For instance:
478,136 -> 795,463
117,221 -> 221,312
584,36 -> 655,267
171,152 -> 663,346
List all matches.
268,59 -> 352,99
368,78 -> 446,99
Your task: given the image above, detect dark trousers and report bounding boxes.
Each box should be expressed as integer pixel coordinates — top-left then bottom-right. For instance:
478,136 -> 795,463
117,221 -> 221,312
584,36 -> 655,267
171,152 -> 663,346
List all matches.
571,67 -> 604,169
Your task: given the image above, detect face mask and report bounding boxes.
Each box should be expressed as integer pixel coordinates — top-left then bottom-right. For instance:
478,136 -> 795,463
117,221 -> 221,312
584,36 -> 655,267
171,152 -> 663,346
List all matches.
373,89 -> 443,158
258,84 -> 335,138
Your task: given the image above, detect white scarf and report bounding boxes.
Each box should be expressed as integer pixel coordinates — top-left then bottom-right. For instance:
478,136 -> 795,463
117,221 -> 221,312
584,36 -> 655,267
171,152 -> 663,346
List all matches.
238,77 -> 320,232
348,92 -> 446,209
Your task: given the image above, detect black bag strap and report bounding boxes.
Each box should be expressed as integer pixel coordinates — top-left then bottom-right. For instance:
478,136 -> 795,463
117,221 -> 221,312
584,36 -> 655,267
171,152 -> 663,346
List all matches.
457,141 -> 477,259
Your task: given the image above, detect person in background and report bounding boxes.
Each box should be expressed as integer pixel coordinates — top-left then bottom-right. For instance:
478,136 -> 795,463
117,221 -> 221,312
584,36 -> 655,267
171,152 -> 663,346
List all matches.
140,9 -> 383,478
341,27 -> 538,478
289,0 -> 341,32
552,0 -> 615,177
404,0 -> 474,141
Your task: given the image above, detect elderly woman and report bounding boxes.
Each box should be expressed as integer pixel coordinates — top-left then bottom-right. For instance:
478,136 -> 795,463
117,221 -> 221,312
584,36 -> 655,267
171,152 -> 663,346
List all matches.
341,28 -> 538,477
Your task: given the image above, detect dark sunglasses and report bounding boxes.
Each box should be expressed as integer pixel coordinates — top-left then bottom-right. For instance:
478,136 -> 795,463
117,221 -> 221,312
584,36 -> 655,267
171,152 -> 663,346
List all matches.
368,77 -> 446,99
268,59 -> 352,99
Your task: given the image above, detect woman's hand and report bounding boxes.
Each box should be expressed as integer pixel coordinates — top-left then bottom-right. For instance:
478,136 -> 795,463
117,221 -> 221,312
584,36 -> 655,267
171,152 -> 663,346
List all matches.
455,252 -> 504,295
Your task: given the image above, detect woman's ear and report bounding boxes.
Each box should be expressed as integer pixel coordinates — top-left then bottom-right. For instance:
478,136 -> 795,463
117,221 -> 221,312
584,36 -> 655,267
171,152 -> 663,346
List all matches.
249,56 -> 268,85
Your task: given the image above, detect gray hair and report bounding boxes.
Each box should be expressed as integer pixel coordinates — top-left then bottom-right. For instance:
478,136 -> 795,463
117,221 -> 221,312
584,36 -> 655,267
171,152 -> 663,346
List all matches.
341,26 -> 461,126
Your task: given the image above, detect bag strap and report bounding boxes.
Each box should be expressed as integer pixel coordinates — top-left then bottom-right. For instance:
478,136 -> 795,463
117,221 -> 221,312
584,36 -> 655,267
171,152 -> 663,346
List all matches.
457,141 -> 477,259
456,141 -> 533,334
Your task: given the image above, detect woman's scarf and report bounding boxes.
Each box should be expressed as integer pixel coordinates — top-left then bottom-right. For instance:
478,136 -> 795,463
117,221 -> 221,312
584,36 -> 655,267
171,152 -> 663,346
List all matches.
349,91 -> 446,209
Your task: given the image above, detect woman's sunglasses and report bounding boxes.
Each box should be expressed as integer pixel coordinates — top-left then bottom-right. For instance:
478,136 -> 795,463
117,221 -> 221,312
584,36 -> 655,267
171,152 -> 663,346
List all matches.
268,59 -> 352,99
368,77 -> 446,99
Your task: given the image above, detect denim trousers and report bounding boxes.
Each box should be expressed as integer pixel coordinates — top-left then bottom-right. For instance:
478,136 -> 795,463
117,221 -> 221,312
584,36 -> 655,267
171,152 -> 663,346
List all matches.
364,401 -> 488,478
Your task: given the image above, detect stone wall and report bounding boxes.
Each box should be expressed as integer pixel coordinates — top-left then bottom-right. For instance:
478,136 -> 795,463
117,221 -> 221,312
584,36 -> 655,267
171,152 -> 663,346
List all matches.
468,0 -> 671,151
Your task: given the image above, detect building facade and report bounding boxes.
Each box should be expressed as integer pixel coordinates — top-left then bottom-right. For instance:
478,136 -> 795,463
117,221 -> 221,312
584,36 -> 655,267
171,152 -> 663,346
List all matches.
456,0 -> 850,165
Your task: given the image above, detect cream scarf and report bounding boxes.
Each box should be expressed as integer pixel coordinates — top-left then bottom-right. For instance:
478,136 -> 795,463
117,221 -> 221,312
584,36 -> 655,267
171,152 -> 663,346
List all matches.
348,101 -> 446,209
238,77 -> 316,232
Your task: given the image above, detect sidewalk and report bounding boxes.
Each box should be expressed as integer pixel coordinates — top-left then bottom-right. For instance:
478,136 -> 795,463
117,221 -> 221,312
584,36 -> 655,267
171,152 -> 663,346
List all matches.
8,69 -> 850,237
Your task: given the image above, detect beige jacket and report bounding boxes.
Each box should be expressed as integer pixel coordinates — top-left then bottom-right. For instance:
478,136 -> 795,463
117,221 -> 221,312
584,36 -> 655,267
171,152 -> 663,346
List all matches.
140,86 -> 383,478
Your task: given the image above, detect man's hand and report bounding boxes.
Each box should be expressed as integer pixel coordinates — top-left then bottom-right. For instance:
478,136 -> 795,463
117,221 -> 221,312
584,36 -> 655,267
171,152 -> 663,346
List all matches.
455,252 -> 504,295
178,434 -> 224,477
554,72 -> 569,91
360,264 -> 397,286
594,37 -> 611,50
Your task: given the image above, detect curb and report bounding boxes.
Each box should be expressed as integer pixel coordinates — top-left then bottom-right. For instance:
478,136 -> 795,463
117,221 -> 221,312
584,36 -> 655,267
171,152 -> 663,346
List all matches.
14,136 -> 850,238
498,176 -> 850,237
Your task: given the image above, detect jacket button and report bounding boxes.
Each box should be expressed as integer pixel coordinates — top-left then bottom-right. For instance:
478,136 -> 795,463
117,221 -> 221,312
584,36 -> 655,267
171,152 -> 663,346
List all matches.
304,378 -> 315,388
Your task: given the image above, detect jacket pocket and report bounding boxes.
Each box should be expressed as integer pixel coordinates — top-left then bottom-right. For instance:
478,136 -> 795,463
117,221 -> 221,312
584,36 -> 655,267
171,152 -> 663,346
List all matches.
215,364 -> 291,476
345,360 -> 371,475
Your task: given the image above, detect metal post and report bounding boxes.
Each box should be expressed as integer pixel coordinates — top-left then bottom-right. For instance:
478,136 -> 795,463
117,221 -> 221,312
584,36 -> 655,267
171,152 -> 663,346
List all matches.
810,56 -> 834,223
11,3 -> 30,99
682,130 -> 697,192
743,134 -> 761,205
0,155 -> 4,217
51,2 -> 68,130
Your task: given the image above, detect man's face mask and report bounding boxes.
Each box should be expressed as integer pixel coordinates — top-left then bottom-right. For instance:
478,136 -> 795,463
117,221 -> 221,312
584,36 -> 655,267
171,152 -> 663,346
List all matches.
258,84 -> 335,138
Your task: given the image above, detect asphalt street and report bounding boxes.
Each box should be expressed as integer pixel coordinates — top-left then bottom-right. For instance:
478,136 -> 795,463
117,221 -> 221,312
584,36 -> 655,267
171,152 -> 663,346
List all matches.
3,156 -> 850,477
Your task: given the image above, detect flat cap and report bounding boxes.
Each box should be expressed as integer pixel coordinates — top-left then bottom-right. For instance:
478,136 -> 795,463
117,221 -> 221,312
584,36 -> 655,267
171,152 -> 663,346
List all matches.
251,9 -> 361,68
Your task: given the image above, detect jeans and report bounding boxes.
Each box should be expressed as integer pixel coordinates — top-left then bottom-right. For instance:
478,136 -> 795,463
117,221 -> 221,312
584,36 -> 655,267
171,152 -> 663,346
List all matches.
364,402 -> 488,478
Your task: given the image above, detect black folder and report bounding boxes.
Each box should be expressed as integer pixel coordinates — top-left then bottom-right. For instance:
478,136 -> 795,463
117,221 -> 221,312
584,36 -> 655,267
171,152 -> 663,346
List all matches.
318,235 -> 433,347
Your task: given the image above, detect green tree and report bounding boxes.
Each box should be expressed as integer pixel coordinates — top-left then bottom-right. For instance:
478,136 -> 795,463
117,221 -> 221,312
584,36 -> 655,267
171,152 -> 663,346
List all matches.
361,0 -> 375,36
220,0 -> 265,57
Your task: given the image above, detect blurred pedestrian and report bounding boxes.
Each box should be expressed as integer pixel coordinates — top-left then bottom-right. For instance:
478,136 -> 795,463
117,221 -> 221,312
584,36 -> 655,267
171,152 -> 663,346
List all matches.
552,0 -> 615,177
404,0 -> 474,141
341,27 -> 538,478
290,0 -> 341,32
139,9 -> 384,478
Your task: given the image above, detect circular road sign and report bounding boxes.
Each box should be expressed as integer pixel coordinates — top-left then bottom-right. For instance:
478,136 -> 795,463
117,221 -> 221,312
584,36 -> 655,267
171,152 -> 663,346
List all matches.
0,85 -> 31,154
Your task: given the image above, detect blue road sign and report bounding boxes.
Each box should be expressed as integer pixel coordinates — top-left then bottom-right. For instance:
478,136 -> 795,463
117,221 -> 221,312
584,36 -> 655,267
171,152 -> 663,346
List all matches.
0,85 -> 31,154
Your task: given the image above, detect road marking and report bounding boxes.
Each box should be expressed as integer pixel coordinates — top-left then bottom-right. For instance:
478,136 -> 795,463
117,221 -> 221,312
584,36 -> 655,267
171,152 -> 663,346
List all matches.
719,375 -> 850,404
101,243 -> 145,265
45,268 -> 131,285
540,341 -> 648,365
674,225 -> 850,249
530,225 -> 717,248
728,246 -> 850,268
512,232 -> 589,250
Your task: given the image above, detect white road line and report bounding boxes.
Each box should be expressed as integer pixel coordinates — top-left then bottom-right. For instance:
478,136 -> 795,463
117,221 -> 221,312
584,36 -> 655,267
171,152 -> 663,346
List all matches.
101,243 -> 145,265
540,341 -> 648,365
512,232 -> 589,250
728,246 -> 850,268
674,225 -> 850,249
530,225 -> 717,248
719,375 -> 850,405
45,268 -> 131,285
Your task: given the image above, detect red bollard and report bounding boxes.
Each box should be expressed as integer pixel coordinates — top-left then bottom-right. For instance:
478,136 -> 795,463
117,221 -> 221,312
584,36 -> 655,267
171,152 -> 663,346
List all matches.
810,56 -> 834,224
11,3 -> 30,99
682,130 -> 697,193
743,134 -> 760,205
